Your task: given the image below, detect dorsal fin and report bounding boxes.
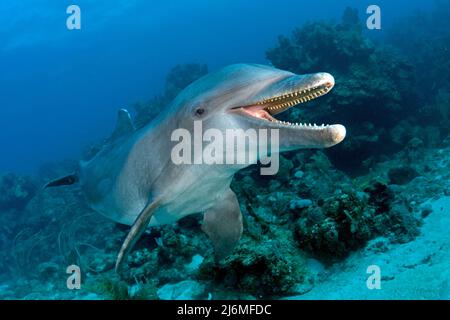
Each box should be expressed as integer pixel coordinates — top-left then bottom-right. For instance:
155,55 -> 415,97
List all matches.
110,109 -> 135,142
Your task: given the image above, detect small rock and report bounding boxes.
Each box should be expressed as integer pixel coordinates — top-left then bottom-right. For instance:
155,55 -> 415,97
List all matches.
421,204 -> 433,218
294,170 -> 304,179
289,199 -> 312,210
185,254 -> 204,273
381,275 -> 395,281
128,284 -> 142,297
80,293 -> 102,300
157,280 -> 205,300
292,281 -> 314,295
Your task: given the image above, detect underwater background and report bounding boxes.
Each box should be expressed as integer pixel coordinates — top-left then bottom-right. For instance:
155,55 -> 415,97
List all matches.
0,0 -> 449,299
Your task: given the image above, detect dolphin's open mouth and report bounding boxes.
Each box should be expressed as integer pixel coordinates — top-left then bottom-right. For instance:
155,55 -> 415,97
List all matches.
230,72 -> 346,146
234,74 -> 334,127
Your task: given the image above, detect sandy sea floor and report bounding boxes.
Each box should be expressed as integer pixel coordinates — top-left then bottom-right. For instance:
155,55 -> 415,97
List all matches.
289,196 -> 450,300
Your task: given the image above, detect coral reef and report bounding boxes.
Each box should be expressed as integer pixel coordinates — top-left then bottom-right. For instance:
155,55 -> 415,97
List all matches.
0,173 -> 37,211
266,8 -> 418,173
198,235 -> 308,298
386,1 -> 450,141
294,190 -> 373,261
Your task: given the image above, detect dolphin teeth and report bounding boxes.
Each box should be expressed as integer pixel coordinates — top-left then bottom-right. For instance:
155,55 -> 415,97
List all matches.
256,83 -> 333,120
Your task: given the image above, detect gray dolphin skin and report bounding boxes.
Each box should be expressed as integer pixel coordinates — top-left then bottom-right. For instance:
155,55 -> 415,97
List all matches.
46,64 -> 346,272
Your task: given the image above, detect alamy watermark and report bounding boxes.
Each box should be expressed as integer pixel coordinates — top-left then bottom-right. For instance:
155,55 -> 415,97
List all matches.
66,4 -> 381,31
366,265 -> 382,290
171,121 -> 280,175
66,5 -> 81,30
366,5 -> 381,30
66,264 -> 81,290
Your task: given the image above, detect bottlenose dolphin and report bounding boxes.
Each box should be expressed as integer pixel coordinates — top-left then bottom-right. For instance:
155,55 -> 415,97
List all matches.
46,64 -> 346,271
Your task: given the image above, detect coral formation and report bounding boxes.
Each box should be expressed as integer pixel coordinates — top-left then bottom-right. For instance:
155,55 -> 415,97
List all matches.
0,173 -> 37,211
198,235 -> 308,298
266,8 -> 418,173
294,190 -> 373,260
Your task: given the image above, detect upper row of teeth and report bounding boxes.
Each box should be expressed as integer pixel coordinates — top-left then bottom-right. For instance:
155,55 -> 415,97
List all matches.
266,96 -> 316,111
257,87 -> 329,107
272,121 -> 330,128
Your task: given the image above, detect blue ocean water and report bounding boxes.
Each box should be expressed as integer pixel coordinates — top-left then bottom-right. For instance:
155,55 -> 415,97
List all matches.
0,0 -> 449,300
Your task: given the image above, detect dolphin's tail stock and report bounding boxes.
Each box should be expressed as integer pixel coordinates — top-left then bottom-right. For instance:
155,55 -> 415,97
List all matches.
44,173 -> 79,188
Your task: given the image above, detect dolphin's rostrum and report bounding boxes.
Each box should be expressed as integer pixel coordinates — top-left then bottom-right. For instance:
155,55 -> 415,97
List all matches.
46,64 -> 346,272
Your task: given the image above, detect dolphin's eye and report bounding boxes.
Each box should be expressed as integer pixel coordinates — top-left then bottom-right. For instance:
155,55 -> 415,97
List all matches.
195,108 -> 205,117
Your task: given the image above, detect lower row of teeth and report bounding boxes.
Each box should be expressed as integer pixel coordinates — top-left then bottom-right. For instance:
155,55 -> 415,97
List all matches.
271,121 -> 329,128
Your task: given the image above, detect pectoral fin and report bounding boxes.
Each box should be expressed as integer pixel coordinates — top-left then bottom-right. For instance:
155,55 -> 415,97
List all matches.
115,199 -> 161,272
202,189 -> 243,261
44,173 -> 78,188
